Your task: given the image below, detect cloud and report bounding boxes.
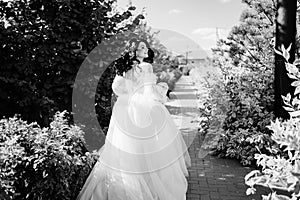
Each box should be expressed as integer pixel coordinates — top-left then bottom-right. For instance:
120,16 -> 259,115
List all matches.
192,28 -> 214,35
220,0 -> 232,3
192,28 -> 216,40
192,27 -> 230,40
164,36 -> 190,43
168,9 -> 182,14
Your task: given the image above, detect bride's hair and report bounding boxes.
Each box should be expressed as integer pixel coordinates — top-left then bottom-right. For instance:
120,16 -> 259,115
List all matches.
113,38 -> 155,76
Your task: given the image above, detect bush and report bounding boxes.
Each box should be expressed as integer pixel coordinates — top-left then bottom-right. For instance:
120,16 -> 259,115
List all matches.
189,66 -> 230,152
214,67 -> 276,165
193,53 -> 276,165
245,47 -> 300,200
0,111 -> 98,200
211,0 -> 278,165
154,64 -> 182,94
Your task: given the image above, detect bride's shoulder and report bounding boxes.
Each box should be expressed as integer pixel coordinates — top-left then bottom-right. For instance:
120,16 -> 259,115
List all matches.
139,62 -> 153,73
139,62 -> 152,68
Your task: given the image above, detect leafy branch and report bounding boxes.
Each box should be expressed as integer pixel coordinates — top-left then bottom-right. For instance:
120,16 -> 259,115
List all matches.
245,45 -> 300,200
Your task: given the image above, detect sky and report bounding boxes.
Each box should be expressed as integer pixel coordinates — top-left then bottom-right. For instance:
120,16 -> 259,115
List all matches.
116,0 -> 247,57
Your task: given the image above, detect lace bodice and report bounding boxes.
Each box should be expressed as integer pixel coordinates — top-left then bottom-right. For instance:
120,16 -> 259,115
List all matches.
112,62 -> 168,103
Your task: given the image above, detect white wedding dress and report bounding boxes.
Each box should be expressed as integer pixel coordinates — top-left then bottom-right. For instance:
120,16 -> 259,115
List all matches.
77,62 -> 191,200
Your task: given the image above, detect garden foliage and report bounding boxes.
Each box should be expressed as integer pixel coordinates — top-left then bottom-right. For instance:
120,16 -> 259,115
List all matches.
0,0 -> 144,129
189,61 -> 228,151
210,0 -> 277,165
0,111 -> 98,200
245,46 -> 300,200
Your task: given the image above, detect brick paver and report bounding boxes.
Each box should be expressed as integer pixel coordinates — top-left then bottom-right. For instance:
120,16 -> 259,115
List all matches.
166,76 -> 270,200
186,130 -> 270,200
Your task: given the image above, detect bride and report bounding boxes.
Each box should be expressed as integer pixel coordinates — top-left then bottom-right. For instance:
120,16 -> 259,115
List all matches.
77,38 -> 191,200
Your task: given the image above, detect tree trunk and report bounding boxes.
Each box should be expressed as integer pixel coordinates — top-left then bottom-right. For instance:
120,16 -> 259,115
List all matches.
275,0 -> 297,119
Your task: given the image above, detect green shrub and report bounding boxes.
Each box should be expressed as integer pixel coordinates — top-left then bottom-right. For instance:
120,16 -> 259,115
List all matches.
0,111 -> 98,200
154,64 -> 182,93
211,0 -> 278,165
189,66 -> 229,151
245,47 -> 300,200
215,68 -> 276,165
245,118 -> 300,200
214,68 -> 276,165
196,52 -> 276,165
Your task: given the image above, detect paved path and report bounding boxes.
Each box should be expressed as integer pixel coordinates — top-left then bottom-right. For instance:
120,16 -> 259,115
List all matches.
165,76 -> 270,200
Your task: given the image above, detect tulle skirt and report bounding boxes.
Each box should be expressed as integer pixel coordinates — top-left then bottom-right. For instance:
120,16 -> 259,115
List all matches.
77,93 -> 191,200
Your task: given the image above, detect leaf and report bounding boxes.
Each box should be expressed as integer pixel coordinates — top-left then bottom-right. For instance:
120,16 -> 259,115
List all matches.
274,48 -> 283,56
287,43 -> 292,52
283,50 -> 290,61
272,193 -> 292,200
291,81 -> 300,87
286,63 -> 299,74
245,170 -> 260,182
292,98 -> 300,106
293,59 -> 300,66
287,73 -> 298,80
262,194 -> 272,200
294,86 -> 300,95
283,106 -> 294,112
281,44 -> 291,61
281,44 -> 286,52
246,187 -> 256,195
289,110 -> 300,117
282,93 -> 292,102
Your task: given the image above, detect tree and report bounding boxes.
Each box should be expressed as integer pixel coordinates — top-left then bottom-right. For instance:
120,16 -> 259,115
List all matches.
0,0 -> 143,125
0,0 -> 145,151
274,0 -> 297,119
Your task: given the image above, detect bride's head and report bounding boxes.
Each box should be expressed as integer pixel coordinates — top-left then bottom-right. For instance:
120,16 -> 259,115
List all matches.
113,38 -> 155,76
126,38 -> 155,63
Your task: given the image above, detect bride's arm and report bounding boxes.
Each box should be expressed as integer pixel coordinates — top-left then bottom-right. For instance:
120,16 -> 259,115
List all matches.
112,75 -> 128,96
140,63 -> 169,104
